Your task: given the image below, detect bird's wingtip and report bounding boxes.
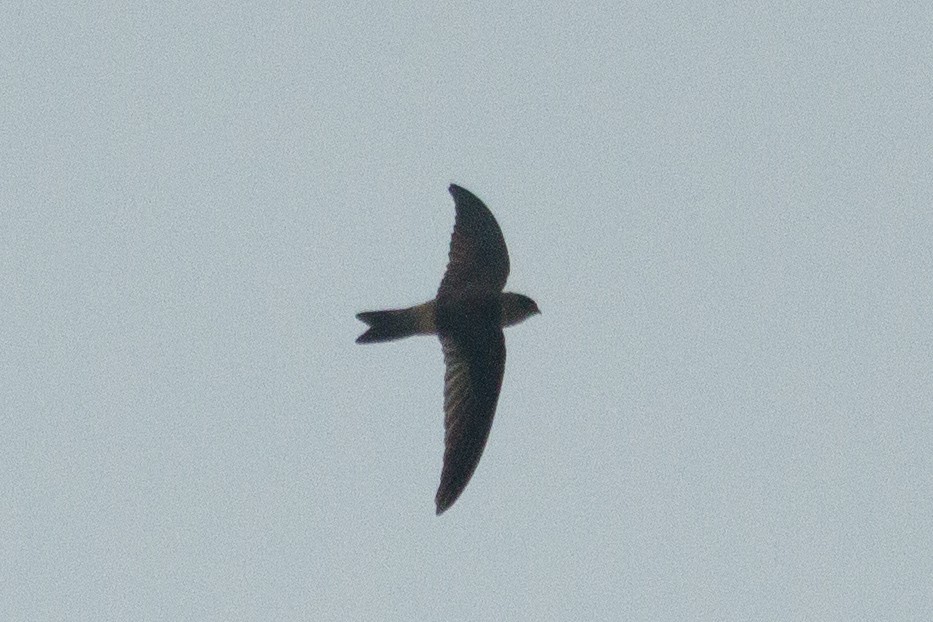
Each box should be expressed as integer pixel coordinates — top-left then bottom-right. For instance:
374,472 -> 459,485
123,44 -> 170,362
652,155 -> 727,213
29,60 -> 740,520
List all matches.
435,489 -> 455,515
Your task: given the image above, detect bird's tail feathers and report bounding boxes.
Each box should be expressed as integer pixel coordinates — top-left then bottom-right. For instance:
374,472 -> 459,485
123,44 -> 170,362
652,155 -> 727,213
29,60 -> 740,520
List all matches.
355,308 -> 420,344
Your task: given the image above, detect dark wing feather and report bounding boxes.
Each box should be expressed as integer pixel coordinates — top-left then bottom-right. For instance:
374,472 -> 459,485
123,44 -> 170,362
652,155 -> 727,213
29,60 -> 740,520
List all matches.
435,323 -> 506,514
437,185 -> 510,302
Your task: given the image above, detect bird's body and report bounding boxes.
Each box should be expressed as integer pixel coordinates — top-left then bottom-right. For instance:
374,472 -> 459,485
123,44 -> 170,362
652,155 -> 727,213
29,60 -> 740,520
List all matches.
355,293 -> 536,344
356,184 -> 539,514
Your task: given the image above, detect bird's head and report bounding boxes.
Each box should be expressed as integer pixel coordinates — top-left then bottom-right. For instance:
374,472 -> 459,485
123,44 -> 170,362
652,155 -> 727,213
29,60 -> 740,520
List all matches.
501,292 -> 541,327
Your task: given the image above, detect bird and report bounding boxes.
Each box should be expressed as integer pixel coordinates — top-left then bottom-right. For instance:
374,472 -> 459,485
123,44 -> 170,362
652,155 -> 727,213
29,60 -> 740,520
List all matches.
356,184 -> 540,514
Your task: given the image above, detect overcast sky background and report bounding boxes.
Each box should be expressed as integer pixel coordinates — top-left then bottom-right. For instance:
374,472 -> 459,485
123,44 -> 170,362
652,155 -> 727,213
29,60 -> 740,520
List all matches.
3,2 -> 932,620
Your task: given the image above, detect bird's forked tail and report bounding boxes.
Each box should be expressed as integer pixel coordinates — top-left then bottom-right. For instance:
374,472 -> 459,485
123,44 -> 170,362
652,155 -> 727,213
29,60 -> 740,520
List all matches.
355,302 -> 436,344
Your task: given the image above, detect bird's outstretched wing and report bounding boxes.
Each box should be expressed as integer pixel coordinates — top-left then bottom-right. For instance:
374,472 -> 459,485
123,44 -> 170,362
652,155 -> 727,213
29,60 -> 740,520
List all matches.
435,320 -> 506,514
437,185 -> 510,302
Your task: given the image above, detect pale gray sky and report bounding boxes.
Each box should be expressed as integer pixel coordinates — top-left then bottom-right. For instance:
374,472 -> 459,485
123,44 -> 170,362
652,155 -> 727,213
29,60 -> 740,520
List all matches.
3,2 -> 932,620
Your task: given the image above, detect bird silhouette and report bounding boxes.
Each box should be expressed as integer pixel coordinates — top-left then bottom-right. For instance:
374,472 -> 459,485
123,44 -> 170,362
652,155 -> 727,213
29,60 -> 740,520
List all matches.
356,184 -> 540,514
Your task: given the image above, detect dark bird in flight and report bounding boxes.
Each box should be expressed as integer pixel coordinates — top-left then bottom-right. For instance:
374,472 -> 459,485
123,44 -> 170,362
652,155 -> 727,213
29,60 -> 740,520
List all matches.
356,184 -> 540,514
